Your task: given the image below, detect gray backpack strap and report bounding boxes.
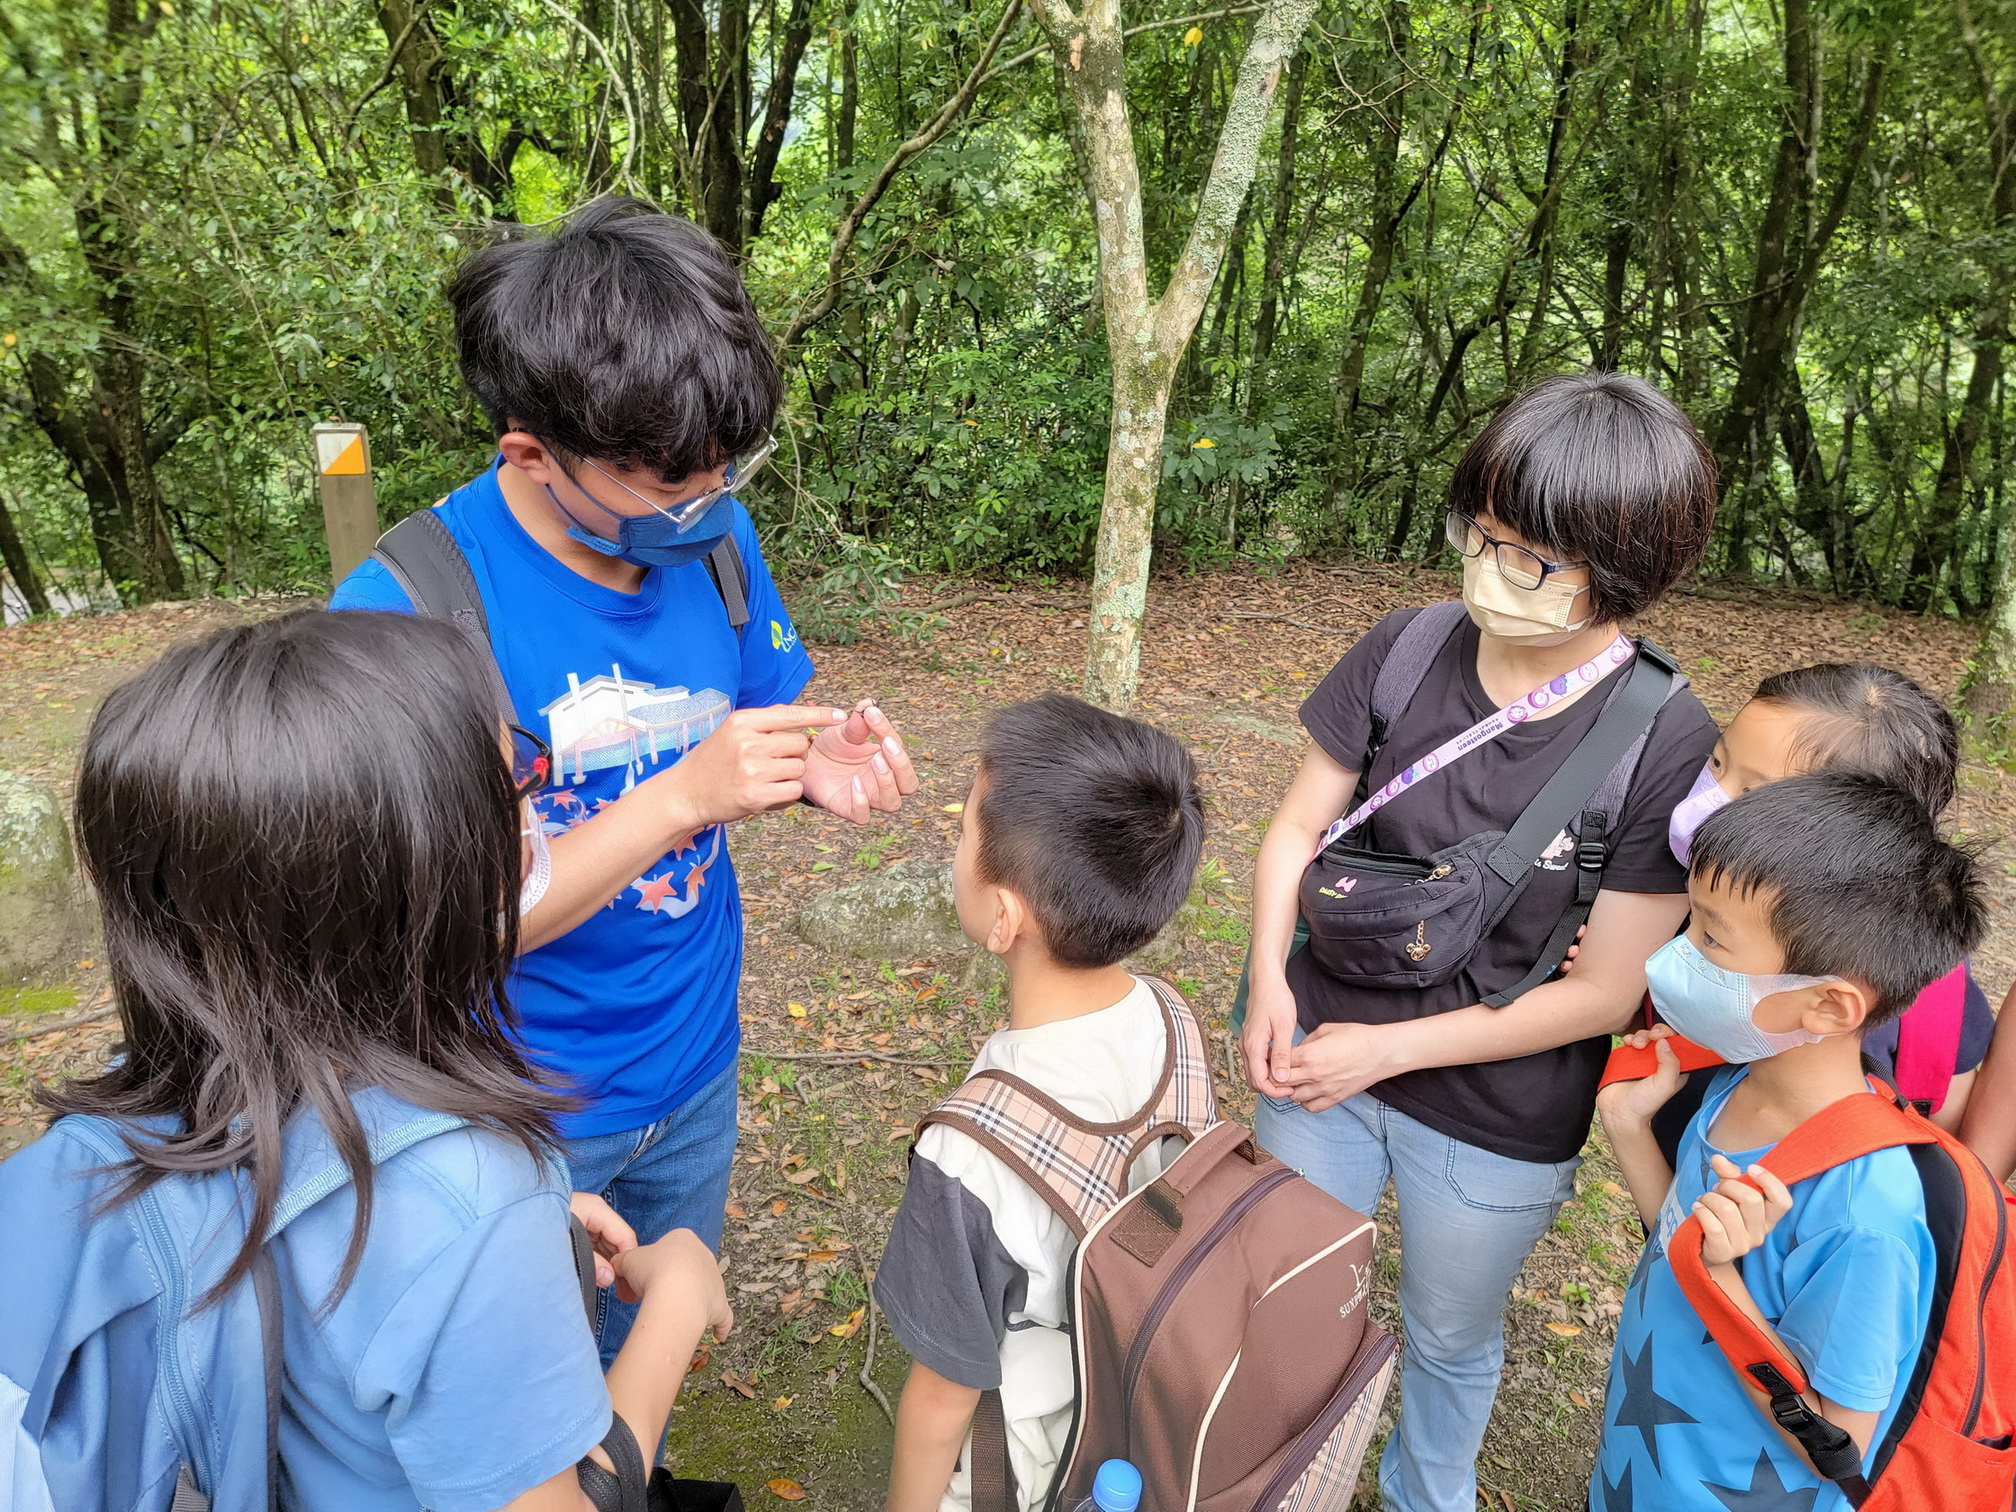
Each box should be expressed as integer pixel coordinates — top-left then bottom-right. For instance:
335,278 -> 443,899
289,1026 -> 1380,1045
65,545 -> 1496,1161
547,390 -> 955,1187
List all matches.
369,511 -> 517,724
1366,601 -> 1469,757
1479,641 -> 1685,1008
703,536 -> 751,630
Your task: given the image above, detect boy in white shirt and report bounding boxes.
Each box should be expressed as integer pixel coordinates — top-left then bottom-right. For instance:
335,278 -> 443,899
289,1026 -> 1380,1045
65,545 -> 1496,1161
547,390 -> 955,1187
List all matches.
875,694 -> 1208,1512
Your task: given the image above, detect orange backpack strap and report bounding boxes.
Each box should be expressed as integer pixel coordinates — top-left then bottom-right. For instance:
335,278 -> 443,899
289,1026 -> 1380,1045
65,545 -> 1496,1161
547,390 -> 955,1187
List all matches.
1667,1089 -> 1939,1507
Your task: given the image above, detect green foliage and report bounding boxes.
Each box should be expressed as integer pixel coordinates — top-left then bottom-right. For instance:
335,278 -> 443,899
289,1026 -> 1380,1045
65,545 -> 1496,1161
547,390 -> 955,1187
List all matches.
0,0 -> 2012,623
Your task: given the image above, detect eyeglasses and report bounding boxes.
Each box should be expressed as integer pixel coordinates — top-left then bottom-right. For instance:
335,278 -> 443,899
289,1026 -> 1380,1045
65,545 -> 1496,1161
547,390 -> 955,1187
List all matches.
578,435 -> 778,530
1444,512 -> 1586,591
508,724 -> 553,799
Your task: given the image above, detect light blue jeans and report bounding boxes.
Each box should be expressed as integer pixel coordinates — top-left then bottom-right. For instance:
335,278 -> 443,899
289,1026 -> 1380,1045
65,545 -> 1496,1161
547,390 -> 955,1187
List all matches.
561,1057 -> 739,1366
1253,1089 -> 1578,1512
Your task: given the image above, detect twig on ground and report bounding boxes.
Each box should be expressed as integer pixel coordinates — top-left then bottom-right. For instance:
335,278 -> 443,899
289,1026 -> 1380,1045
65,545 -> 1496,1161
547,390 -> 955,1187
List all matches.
1225,610 -> 1348,634
746,1048 -> 957,1068
910,590 -> 1087,613
858,1296 -> 896,1425
3,1004 -> 117,1044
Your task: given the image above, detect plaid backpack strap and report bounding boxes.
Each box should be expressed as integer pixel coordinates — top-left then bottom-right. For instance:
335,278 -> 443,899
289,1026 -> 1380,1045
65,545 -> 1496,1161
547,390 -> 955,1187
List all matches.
1141,975 -> 1220,1139
914,1073 -> 1136,1239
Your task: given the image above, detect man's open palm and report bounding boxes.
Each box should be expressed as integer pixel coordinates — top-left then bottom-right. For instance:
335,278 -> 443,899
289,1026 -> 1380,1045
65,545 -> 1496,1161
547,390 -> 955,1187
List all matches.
801,700 -> 919,820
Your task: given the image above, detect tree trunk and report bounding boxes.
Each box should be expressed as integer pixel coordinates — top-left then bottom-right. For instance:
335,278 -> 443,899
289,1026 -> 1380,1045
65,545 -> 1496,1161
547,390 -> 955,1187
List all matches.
0,492 -> 51,618
747,0 -> 818,241
1029,0 -> 1317,707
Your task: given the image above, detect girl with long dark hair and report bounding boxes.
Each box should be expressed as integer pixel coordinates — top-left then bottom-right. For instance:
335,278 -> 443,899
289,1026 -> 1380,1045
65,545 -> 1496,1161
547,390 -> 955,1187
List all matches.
1,610 -> 727,1510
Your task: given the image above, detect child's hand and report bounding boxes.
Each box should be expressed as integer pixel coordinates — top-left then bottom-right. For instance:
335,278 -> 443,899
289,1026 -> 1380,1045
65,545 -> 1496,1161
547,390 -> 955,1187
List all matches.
1693,1154 -> 1794,1267
570,1191 -> 638,1289
1595,1027 -> 1685,1125
612,1228 -> 735,1341
802,700 -> 920,821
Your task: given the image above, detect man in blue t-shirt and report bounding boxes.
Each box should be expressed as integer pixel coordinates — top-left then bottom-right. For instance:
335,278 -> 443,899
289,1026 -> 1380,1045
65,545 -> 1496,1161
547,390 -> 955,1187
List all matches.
332,198 -> 919,1357
1590,775 -> 1984,1510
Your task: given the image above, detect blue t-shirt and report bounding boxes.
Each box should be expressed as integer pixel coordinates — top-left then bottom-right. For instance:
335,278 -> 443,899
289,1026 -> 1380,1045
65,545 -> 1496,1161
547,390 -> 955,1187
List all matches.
1592,1068 -> 1936,1512
331,462 -> 814,1137
277,1117 -> 609,1511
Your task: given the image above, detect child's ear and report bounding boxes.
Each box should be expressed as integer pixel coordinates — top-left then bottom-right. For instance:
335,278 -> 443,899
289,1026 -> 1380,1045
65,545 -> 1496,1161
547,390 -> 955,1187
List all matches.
987,886 -> 1035,957
1803,979 -> 1876,1037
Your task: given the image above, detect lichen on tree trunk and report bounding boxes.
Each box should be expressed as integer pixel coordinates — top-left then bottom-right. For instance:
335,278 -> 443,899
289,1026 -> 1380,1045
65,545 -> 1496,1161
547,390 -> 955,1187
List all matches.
1029,0 -> 1317,708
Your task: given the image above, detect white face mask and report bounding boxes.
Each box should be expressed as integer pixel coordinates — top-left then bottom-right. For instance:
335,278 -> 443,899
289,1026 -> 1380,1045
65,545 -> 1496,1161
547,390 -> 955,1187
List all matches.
1461,553 -> 1593,646
520,816 -> 552,916
1645,934 -> 1837,1063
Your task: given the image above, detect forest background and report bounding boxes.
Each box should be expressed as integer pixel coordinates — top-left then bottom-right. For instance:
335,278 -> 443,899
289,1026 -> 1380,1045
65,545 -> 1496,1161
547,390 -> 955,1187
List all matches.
2,0 -> 2015,709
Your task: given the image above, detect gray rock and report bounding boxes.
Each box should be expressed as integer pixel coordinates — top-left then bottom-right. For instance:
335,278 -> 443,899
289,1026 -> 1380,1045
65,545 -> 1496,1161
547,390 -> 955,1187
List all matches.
0,771 -> 94,986
795,860 -> 972,962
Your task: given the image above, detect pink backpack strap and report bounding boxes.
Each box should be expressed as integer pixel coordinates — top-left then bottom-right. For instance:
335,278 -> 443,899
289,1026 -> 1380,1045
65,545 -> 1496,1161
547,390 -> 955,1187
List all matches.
1894,962 -> 1968,1113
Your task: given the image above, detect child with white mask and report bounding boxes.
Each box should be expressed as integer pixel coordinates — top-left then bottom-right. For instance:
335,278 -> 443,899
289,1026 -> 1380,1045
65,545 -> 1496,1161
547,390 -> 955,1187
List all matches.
1591,773 -> 1988,1512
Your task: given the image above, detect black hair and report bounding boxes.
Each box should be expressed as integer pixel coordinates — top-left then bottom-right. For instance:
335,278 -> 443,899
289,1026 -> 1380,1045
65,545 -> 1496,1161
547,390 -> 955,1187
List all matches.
1689,773 -> 1985,1024
448,195 -> 781,482
48,610 -> 566,1306
1751,663 -> 1958,816
1447,371 -> 1717,622
975,694 -> 1205,969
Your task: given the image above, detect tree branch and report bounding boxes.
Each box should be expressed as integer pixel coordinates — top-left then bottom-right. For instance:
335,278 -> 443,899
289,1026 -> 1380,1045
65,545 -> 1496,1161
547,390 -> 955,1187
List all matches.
981,4 -> 1262,85
778,0 -> 1024,352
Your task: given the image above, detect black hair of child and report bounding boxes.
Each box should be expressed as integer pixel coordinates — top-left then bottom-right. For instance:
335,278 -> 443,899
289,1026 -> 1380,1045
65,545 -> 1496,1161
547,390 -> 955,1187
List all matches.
1447,371 -> 1717,623
48,610 -> 567,1308
448,195 -> 782,483
975,693 -> 1205,970
1688,772 -> 1986,1023
1752,662 -> 1959,817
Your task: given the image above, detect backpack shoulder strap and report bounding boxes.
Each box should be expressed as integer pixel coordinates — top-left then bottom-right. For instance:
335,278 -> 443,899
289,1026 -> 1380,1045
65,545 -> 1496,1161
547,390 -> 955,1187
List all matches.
369,511 -> 516,723
1140,975 -> 1218,1145
1366,602 -> 1469,758
1666,1090 -> 1943,1506
1478,642 -> 1682,1008
703,536 -> 751,630
1893,964 -> 1969,1112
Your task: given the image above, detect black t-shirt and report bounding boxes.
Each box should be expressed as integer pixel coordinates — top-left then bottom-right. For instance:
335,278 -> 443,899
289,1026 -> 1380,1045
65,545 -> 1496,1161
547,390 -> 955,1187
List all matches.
1289,605 -> 1720,1164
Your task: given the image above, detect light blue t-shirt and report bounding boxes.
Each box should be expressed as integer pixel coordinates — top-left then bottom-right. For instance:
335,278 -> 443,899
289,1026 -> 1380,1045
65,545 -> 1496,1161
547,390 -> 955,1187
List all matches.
331,461 -> 814,1137
276,1119 -> 609,1511
1591,1067 -> 1936,1511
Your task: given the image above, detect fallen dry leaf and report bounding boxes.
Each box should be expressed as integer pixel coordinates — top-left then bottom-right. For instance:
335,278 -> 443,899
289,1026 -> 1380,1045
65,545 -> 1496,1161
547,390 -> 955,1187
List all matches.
829,1306 -> 866,1339
722,1370 -> 757,1399
725,1201 -> 748,1219
1544,1322 -> 1582,1338
1570,1389 -> 1589,1408
787,1002 -> 808,1018
765,1480 -> 806,1501
689,1349 -> 713,1376
785,1167 -> 820,1184
771,1199 -> 789,1216
773,1395 -> 794,1411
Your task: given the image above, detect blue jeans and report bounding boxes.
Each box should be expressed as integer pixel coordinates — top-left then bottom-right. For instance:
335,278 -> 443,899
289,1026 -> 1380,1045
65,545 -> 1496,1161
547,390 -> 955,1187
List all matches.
561,1058 -> 739,1365
1254,1090 -> 1578,1512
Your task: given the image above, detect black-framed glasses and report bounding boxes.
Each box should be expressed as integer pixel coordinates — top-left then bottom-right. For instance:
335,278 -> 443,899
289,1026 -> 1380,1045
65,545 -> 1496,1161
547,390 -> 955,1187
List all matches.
1444,512 -> 1586,591
578,434 -> 778,529
508,724 -> 553,799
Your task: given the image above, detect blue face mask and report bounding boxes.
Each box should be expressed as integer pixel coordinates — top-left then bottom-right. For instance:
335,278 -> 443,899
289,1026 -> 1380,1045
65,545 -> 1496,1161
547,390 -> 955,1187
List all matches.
559,491 -> 734,569
1644,934 -> 1836,1063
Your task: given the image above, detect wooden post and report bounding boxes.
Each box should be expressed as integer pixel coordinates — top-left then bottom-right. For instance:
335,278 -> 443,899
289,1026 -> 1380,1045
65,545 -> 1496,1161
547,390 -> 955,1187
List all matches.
313,422 -> 377,583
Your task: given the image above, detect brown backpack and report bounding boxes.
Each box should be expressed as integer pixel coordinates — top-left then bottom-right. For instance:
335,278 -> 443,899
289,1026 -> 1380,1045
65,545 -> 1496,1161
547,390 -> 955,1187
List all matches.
917,977 -> 1395,1512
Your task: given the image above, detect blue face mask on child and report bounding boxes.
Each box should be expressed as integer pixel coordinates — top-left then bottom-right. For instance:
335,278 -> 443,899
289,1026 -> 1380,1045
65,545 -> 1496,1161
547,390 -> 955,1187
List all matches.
1644,933 -> 1836,1063
557,490 -> 734,569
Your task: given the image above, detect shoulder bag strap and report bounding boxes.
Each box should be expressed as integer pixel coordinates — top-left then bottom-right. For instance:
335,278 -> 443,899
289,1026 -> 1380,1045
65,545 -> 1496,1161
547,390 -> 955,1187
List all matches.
369,511 -> 517,724
970,1387 -> 1019,1512
1893,963 -> 1968,1112
1477,646 -> 1677,1008
1365,601 -> 1469,768
703,536 -> 752,630
252,1249 -> 283,1512
1666,1091 -> 1936,1508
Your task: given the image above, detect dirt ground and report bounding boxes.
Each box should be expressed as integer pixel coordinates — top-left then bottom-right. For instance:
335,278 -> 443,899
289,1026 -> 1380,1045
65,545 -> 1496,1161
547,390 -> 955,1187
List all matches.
3,562 -> 2012,1511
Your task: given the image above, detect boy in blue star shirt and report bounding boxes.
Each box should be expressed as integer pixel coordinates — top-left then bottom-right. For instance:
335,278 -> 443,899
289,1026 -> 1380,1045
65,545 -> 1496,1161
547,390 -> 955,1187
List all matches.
332,197 -> 919,1360
1590,774 -> 1984,1510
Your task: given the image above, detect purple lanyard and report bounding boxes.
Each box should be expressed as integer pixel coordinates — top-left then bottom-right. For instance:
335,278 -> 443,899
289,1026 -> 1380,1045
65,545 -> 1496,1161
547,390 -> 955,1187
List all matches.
1316,632 -> 1637,855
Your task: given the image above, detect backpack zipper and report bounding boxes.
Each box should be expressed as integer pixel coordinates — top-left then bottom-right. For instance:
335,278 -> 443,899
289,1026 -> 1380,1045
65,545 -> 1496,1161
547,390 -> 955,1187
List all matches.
135,1189 -> 213,1488
1249,1329 -> 1399,1512
1119,1168 -> 1298,1452
1964,1166 -> 2005,1437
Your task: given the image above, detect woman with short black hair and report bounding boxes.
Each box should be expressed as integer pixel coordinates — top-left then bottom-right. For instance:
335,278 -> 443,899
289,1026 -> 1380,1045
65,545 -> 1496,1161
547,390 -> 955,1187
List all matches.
1242,372 -> 1720,1512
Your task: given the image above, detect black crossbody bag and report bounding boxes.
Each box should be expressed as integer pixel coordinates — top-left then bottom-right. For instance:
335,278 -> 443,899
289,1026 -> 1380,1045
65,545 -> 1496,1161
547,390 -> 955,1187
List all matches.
1297,603 -> 1681,1007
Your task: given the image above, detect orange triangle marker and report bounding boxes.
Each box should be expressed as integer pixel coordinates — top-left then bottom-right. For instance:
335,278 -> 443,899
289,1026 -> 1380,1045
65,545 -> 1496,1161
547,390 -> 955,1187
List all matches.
323,433 -> 367,476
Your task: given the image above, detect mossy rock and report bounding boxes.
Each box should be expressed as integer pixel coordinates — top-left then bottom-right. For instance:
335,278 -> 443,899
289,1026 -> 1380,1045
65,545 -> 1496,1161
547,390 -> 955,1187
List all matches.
0,771 -> 95,987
